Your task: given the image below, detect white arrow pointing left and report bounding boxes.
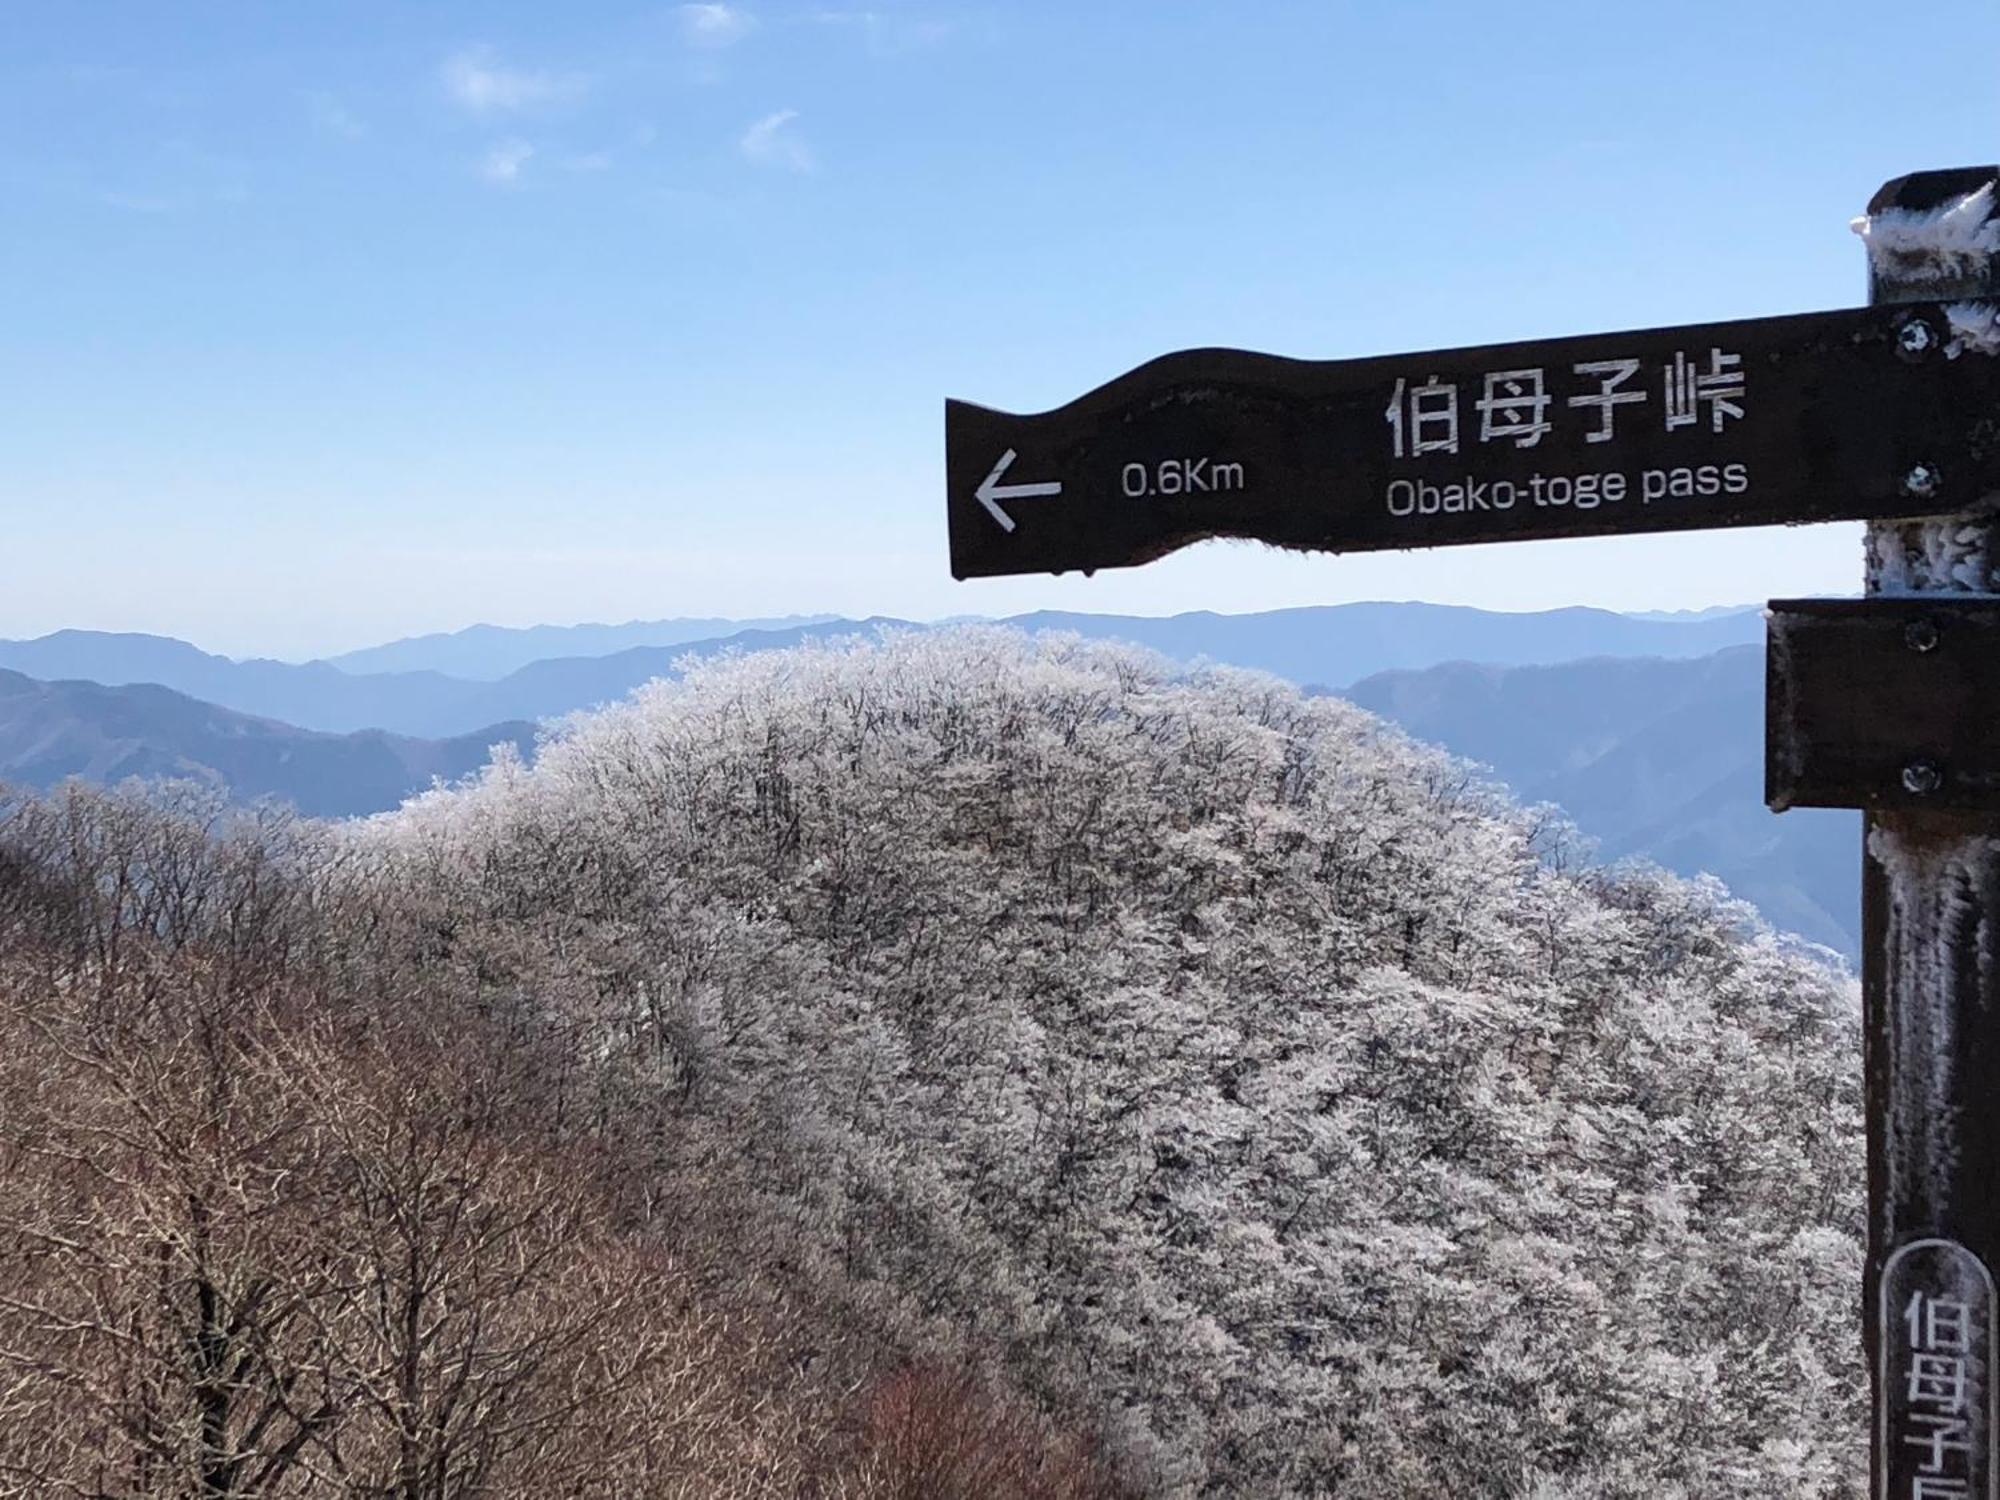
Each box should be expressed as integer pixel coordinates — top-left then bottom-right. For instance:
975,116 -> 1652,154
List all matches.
974,449 -> 1063,533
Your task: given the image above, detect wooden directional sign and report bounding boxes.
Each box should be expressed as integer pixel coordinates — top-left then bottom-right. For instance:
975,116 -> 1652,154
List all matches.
946,302 -> 2000,580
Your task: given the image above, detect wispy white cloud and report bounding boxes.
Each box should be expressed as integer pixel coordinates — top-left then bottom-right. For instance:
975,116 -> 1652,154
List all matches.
93,140 -> 251,215
813,9 -> 954,55
479,138 -> 534,184
681,3 -> 756,46
441,47 -> 584,115
739,109 -> 811,172
306,91 -> 365,140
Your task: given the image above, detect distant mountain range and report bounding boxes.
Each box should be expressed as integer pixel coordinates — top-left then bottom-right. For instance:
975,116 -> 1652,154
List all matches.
1621,605 -> 1776,623
325,615 -> 843,680
0,604 -> 1837,951
0,605 -> 1761,739
0,669 -> 533,818
1344,647 -> 1857,958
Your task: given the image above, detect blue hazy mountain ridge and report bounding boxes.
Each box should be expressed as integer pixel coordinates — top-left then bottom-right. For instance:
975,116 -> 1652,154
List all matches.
0,669 -> 535,818
1342,646 -> 1859,958
0,605 -> 1762,739
326,614 -> 843,681
0,631 -> 491,738
0,615 -> 1838,954
1001,605 -> 1761,691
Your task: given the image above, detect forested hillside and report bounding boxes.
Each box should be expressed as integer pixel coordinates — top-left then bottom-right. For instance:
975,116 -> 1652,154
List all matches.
0,631 -> 1866,1496
0,799 -> 1128,1498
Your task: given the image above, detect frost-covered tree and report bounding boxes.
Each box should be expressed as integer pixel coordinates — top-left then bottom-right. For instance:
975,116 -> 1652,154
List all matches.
0,776 -> 1132,1499
353,629 -> 1866,1498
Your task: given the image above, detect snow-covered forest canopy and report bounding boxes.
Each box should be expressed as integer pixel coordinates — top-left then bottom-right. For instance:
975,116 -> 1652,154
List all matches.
0,629 -> 1866,1496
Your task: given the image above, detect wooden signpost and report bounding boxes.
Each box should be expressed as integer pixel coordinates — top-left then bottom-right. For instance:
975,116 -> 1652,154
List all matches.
945,165 -> 2000,1494
947,305 -> 2000,582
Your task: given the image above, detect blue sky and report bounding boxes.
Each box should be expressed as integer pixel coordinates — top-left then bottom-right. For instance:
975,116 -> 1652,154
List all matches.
5,1 -> 1998,659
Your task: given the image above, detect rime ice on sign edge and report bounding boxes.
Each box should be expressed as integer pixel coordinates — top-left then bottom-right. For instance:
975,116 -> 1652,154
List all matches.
1853,183 -> 2000,594
1853,181 -> 2000,285
1945,301 -> 2000,360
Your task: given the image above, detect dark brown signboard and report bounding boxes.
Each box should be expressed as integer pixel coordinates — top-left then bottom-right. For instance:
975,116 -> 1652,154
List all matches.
1767,597 -> 2000,813
946,302 -> 2000,580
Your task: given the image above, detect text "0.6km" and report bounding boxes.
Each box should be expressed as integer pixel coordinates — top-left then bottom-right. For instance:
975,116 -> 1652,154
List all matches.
1121,457 -> 1246,499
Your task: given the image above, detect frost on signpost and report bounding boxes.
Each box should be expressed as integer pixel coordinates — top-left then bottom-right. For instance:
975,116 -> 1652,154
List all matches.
1849,164 -> 2000,1500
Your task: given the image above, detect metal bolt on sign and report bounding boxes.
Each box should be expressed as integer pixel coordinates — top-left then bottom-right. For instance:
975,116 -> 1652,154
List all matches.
1902,759 -> 1946,797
